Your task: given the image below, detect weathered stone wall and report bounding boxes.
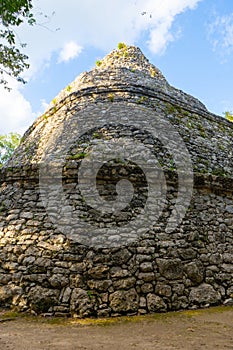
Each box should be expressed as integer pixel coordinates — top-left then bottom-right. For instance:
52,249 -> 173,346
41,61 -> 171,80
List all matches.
0,45 -> 233,317
8,46 -> 233,176
0,164 -> 233,317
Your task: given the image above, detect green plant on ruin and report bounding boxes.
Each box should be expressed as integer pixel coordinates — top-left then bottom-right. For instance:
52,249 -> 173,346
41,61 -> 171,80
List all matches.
224,111 -> 233,122
165,103 -> 183,115
24,143 -> 33,159
66,85 -> 72,92
108,93 -> 114,102
50,99 -> 58,113
197,167 -> 208,174
0,201 -> 7,212
165,103 -> 177,115
96,60 -> 102,67
218,144 -> 225,151
117,42 -> 129,57
197,123 -> 207,138
211,168 -> 226,177
92,132 -> 101,139
136,95 -> 148,104
168,159 -> 177,172
199,131 -> 207,138
186,120 -> 195,129
217,123 -> 227,132
176,105 -> 182,113
87,290 -> 94,300
149,67 -> 157,77
183,110 -> 190,117
69,152 -> 87,160
117,42 -> 127,50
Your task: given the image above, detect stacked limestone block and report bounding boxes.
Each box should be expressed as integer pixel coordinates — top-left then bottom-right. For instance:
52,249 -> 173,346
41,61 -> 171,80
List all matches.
0,45 -> 232,317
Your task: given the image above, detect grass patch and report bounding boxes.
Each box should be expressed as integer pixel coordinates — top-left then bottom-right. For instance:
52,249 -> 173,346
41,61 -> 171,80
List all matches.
0,305 -> 232,327
0,310 -> 22,318
69,152 -> 87,160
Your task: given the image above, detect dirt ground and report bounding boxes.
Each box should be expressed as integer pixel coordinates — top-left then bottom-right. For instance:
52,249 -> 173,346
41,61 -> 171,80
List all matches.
0,306 -> 233,350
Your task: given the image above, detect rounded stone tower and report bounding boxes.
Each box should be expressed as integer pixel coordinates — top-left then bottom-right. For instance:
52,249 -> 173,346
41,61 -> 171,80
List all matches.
0,44 -> 233,317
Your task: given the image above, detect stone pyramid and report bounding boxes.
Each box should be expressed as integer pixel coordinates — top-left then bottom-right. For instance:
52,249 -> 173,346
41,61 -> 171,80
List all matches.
0,44 -> 232,317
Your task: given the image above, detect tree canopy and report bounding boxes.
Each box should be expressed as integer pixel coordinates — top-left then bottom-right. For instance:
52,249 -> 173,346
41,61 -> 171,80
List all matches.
0,132 -> 21,167
0,0 -> 35,90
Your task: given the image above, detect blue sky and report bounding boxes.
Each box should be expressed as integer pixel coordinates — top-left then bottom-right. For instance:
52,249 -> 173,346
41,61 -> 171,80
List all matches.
1,0 -> 233,135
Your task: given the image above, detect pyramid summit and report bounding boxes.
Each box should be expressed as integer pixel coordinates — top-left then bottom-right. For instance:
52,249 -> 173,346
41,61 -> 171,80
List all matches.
0,44 -> 233,317
94,44 -> 165,76
45,44 -> 206,114
7,43 -> 226,170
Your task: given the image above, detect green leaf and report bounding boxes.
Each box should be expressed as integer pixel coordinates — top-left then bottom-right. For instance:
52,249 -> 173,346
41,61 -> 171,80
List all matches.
0,132 -> 21,166
0,0 -> 35,89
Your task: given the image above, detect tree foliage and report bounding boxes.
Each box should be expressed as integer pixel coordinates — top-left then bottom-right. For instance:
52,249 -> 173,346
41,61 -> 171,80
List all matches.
0,0 -> 35,90
0,132 -> 21,167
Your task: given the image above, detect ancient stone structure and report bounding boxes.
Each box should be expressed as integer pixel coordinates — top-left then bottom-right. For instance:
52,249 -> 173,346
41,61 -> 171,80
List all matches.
0,45 -> 233,317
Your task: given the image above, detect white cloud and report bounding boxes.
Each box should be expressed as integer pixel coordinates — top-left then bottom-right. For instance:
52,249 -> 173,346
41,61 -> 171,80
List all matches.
0,77 -> 49,135
208,13 -> 233,59
0,0 -> 202,134
0,81 -> 34,135
148,21 -> 174,54
134,0 -> 202,54
58,41 -> 83,63
18,0 -> 202,69
39,98 -> 49,112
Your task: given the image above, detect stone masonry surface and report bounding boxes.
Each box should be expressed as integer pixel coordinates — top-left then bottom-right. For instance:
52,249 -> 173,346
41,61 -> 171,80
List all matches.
0,45 -> 232,317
